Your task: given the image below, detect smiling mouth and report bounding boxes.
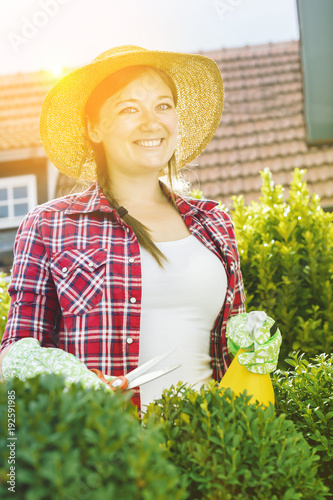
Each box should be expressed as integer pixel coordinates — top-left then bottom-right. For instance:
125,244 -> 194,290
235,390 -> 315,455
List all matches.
134,138 -> 163,147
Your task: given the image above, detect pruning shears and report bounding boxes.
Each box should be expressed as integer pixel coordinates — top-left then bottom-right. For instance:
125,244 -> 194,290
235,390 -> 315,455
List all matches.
90,350 -> 180,392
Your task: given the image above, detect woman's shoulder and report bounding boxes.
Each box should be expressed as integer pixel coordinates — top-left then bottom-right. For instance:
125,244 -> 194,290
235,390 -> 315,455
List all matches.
17,184 -> 99,233
25,184 -> 98,218
179,194 -> 232,220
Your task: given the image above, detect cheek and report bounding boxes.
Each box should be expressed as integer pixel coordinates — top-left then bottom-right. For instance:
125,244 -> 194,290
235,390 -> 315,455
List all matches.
99,117 -> 118,138
100,117 -> 135,146
167,114 -> 179,136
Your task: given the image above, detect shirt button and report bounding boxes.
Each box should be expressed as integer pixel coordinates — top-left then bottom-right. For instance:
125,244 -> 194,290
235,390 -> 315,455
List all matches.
126,228 -> 130,233
62,267 -> 68,274
130,297 -> 136,304
126,337 -> 133,344
129,258 -> 135,264
88,262 -> 94,268
227,296 -> 232,303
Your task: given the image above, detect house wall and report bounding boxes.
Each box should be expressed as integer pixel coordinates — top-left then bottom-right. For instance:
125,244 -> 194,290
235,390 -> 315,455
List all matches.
0,157 -> 48,272
0,158 -> 48,205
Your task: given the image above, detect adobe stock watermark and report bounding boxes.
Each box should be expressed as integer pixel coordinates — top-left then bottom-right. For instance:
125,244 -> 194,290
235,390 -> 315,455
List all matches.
7,0 -> 72,53
213,0 -> 245,20
7,390 -> 16,494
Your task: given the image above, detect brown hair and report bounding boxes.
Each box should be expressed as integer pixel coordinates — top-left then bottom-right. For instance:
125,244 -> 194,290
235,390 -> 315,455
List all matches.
84,65 -> 181,268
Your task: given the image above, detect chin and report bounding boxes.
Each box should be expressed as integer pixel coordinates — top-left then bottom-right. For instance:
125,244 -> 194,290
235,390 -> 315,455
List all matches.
135,160 -> 169,171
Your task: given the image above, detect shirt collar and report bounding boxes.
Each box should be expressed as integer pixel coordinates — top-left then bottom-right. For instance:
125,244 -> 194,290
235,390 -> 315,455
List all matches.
64,183 -> 114,215
160,180 -> 220,216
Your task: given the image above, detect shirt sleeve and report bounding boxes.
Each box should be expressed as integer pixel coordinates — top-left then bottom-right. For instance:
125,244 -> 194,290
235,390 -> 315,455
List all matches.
0,210 -> 61,355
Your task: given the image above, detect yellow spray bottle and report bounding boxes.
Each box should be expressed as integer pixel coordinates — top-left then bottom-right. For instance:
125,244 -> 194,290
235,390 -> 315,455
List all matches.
218,348 -> 275,406
218,312 -> 281,406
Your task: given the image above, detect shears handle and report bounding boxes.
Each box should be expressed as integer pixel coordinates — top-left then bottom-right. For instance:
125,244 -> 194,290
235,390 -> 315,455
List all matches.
90,369 -> 128,392
110,376 -> 128,391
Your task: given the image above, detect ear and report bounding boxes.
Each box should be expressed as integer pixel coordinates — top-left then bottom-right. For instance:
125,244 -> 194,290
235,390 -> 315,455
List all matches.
86,118 -> 103,144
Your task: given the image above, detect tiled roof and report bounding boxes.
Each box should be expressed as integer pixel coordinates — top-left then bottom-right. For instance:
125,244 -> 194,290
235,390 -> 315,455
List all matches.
1,41 -> 333,208
188,40 -> 333,208
0,70 -> 66,151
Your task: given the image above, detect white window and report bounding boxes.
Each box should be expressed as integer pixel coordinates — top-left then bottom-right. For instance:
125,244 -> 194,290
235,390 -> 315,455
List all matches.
0,175 -> 37,229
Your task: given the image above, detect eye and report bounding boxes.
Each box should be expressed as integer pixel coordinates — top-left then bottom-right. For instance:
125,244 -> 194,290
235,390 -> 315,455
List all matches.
120,107 -> 137,114
157,103 -> 172,110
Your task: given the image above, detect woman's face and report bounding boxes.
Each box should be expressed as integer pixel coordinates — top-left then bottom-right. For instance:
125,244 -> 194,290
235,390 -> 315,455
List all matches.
87,69 -> 179,178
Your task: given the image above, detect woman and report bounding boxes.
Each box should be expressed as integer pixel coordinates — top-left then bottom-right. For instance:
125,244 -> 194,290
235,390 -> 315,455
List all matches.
0,46 -> 279,411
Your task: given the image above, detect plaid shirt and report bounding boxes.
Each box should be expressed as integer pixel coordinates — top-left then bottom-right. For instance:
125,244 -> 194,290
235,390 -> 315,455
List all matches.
1,182 -> 245,408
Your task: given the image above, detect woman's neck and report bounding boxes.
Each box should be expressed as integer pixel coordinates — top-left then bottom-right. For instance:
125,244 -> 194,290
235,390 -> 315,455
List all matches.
107,172 -> 168,207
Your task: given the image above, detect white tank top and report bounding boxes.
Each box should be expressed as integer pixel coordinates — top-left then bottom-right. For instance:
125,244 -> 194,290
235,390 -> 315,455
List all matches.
138,234 -> 227,411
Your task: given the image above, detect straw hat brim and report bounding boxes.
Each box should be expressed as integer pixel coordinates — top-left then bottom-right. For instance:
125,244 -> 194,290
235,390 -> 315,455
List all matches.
39,45 -> 224,181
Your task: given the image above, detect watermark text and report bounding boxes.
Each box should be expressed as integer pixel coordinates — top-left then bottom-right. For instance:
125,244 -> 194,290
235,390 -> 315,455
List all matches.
7,390 -> 16,493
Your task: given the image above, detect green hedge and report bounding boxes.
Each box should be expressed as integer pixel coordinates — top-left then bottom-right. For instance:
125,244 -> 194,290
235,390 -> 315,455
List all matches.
1,363 -> 332,498
143,381 -> 329,499
1,374 -> 329,499
0,374 -> 186,500
0,274 -> 10,342
230,168 -> 333,366
272,351 -> 333,492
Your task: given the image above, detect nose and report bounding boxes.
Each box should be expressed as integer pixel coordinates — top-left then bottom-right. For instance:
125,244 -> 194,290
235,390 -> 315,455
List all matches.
139,107 -> 162,131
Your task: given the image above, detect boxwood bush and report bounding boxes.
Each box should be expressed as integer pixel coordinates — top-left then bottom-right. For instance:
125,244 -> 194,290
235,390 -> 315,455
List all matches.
0,274 -> 9,341
230,168 -> 333,366
143,381 -> 329,500
272,351 -> 333,493
0,374 -> 186,500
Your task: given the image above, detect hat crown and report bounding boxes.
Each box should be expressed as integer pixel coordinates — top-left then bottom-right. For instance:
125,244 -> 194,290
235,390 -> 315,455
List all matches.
92,45 -> 147,63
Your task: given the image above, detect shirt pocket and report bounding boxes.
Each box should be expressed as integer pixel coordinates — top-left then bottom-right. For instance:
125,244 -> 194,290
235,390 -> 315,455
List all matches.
50,248 -> 107,316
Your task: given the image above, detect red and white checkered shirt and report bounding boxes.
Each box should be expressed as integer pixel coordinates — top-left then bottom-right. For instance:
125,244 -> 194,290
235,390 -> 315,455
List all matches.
1,182 -> 245,408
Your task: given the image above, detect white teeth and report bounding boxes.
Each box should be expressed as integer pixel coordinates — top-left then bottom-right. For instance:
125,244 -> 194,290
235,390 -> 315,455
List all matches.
136,139 -> 162,147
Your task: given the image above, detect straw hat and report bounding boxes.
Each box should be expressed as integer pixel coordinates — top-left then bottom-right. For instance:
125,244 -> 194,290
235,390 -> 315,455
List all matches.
39,45 -> 224,181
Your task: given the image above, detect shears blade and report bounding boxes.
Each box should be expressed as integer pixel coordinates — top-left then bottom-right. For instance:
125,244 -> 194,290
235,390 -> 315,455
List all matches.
125,349 -> 177,384
127,364 -> 181,390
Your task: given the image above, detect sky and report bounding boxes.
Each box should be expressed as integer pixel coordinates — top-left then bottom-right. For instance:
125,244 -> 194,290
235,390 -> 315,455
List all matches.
0,0 -> 300,75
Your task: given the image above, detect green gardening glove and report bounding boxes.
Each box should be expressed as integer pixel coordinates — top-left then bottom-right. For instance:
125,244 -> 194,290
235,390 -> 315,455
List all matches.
226,312 -> 282,374
1,338 -> 113,394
